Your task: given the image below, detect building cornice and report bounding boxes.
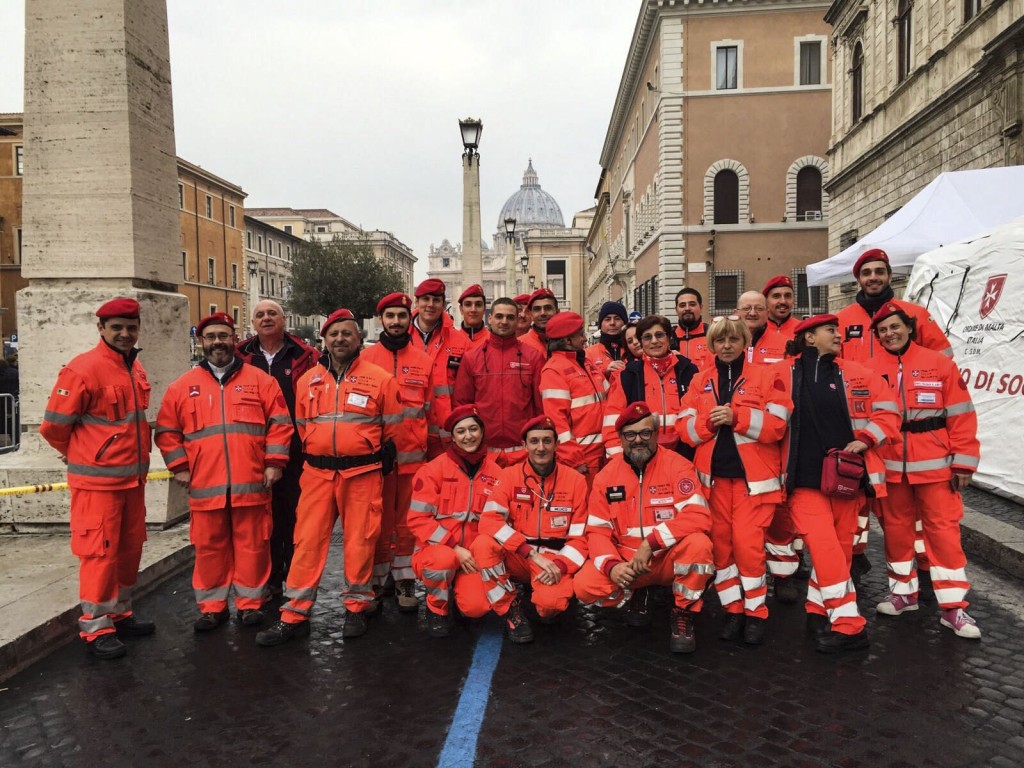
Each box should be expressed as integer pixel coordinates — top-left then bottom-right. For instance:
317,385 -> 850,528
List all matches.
177,157 -> 246,197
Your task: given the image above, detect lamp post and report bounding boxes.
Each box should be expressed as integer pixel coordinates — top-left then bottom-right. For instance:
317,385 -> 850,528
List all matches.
503,217 -> 517,297
459,117 -> 483,315
246,257 -> 259,333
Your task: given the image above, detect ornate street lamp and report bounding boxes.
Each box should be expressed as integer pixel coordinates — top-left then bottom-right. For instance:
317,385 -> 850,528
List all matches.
504,217 -> 517,296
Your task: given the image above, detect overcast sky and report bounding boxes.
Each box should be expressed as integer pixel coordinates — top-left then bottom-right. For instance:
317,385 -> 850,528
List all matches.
0,1 -> 640,282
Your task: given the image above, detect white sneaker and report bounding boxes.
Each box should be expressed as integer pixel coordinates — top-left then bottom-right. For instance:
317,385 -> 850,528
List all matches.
940,608 -> 981,639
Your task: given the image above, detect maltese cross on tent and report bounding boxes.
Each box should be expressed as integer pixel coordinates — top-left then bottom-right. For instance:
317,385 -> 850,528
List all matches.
980,274 -> 1007,319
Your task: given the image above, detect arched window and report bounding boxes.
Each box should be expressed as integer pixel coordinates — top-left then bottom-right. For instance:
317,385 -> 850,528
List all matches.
796,167 -> 823,220
851,42 -> 864,122
714,170 -> 739,225
897,0 -> 912,82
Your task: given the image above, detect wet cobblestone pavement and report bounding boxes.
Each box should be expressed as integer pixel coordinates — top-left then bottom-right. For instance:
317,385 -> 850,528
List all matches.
964,487 -> 1024,531
2,535 -> 1023,768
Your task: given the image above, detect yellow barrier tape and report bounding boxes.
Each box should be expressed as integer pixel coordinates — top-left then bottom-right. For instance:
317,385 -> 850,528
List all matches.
0,470 -> 173,497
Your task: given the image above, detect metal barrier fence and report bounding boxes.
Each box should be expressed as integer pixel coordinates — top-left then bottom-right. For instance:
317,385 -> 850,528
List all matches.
0,393 -> 19,454
0,470 -> 172,497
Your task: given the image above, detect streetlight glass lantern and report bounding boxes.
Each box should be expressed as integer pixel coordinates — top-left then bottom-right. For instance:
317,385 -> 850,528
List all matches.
519,252 -> 529,271
459,118 -> 483,151
246,258 -> 258,276
504,217 -> 516,236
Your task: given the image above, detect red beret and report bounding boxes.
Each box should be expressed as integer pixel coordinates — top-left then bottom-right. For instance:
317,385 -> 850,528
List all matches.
871,302 -> 905,329
443,404 -> 484,435
320,308 -> 356,337
853,248 -> 890,277
544,312 -> 584,340
196,312 -> 234,335
513,294 -> 532,306
376,292 -> 412,315
96,298 -> 140,320
614,402 -> 653,432
528,288 -> 557,308
793,314 -> 839,337
458,284 -> 485,303
520,415 -> 557,442
763,275 -> 793,295
415,278 -> 447,298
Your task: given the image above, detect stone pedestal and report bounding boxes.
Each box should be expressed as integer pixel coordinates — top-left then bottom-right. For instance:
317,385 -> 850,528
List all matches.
0,0 -> 189,529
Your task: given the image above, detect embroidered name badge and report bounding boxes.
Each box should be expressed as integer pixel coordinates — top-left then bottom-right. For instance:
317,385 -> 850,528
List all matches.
550,506 -> 572,513
514,485 -> 531,502
852,389 -> 870,397
347,392 -> 369,408
650,496 -> 673,505
550,515 -> 568,528
654,508 -> 675,522
846,325 -> 863,340
916,391 -> 937,404
914,380 -> 942,389
606,485 -> 626,502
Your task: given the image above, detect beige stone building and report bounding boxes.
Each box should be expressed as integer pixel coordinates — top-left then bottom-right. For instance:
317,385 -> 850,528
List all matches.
242,215 -> 318,335
429,160 -> 588,316
824,0 -> 1024,308
249,207 -> 416,296
588,0 -> 833,322
0,114 -> 25,341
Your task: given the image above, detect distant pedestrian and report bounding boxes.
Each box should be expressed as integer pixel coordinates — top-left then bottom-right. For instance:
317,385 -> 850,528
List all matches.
40,298 -> 156,660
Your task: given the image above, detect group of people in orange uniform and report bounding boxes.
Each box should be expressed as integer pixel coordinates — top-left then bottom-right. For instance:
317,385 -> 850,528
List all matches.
40,246 -> 981,660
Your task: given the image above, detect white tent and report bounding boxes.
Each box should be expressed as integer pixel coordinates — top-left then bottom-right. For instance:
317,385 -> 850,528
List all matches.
906,215 -> 1024,503
807,166 -> 1024,286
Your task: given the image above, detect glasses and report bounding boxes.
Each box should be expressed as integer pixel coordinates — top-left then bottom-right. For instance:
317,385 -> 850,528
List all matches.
711,315 -> 741,323
640,331 -> 668,342
621,428 -> 655,441
201,333 -> 233,342
738,305 -> 766,313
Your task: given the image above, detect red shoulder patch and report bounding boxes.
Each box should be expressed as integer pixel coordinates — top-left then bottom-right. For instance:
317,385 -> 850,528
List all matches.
678,478 -> 695,495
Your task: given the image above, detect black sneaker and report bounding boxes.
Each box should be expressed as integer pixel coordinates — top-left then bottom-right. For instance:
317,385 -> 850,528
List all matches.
773,576 -> 800,604
816,628 -> 869,654
239,608 -> 265,627
669,607 -> 697,654
503,597 -> 534,645
850,553 -> 872,585
114,615 -> 156,638
625,588 -> 653,627
743,616 -> 767,646
193,609 -> 230,633
255,619 -> 311,647
88,633 -> 127,660
806,612 -> 829,637
343,611 -> 368,638
719,613 -> 745,641
427,610 -> 451,638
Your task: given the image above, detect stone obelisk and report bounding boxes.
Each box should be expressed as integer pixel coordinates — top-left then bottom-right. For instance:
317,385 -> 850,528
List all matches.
0,0 -> 189,528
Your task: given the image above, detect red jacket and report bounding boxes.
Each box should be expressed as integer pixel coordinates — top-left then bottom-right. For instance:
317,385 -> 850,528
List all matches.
585,339 -> 628,380
480,459 -> 589,572
837,297 -> 951,363
871,341 -> 980,484
775,355 -> 901,497
519,327 -> 548,359
362,340 -> 433,474
40,341 -> 152,491
461,324 -> 490,351
586,449 -> 711,576
295,353 -> 403,479
454,333 -> 544,451
407,452 -> 504,550
677,360 -> 791,502
409,313 -> 469,443
155,358 -> 293,511
540,350 -> 609,471
748,316 -> 798,366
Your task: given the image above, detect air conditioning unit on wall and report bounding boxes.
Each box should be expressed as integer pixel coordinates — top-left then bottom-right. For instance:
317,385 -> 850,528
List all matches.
803,210 -> 822,221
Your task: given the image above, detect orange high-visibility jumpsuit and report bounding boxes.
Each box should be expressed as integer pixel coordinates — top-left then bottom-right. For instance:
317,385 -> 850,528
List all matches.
540,350 -> 609,481
873,341 -> 980,608
41,340 -> 153,641
156,358 -> 293,614
777,354 -> 901,634
671,322 -> 714,370
838,297 -> 952,555
363,340 -> 433,587
407,452 -> 503,617
278,354 -> 403,624
409,313 -> 468,459
573,450 -> 715,610
472,459 -> 589,618
678,360 -> 791,618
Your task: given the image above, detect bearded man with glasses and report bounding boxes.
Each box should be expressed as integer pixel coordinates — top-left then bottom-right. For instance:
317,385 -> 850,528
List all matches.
574,402 -> 714,654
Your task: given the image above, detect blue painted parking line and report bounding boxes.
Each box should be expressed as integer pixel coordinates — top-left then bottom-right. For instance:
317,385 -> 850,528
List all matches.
436,626 -> 504,767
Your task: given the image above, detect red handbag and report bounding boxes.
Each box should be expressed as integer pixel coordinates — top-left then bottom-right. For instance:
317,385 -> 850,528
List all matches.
820,448 -> 866,499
